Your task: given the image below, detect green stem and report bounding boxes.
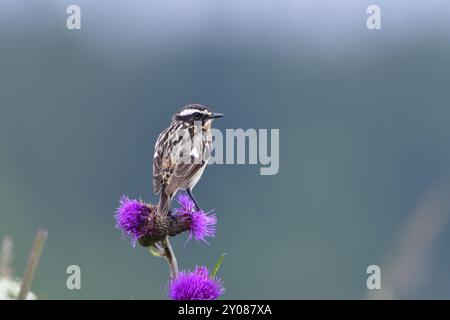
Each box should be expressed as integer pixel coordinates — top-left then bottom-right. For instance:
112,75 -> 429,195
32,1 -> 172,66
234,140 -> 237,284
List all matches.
0,236 -> 13,278
162,237 -> 179,279
18,229 -> 48,300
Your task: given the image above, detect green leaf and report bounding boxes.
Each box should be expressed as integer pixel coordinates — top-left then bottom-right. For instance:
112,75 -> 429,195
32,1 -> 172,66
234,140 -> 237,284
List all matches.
211,253 -> 226,278
149,246 -> 163,257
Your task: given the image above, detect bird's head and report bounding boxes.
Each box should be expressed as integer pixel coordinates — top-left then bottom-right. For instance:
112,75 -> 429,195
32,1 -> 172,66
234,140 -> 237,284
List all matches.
173,104 -> 224,130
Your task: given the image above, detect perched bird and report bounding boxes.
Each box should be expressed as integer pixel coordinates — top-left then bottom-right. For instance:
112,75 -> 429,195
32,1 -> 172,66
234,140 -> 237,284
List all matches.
153,104 -> 224,216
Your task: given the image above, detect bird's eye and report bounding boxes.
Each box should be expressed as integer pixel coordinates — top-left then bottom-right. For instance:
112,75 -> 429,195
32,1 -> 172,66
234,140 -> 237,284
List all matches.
193,112 -> 202,119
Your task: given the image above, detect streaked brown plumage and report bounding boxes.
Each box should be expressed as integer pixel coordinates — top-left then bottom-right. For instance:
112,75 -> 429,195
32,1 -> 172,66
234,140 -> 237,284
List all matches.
153,104 -> 224,216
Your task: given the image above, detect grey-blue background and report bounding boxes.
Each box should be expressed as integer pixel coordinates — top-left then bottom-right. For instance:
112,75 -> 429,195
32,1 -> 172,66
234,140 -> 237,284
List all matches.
1,0 -> 450,299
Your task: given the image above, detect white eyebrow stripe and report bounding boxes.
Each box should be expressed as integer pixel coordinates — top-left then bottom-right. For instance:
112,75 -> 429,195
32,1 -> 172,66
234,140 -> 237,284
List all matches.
178,108 -> 209,117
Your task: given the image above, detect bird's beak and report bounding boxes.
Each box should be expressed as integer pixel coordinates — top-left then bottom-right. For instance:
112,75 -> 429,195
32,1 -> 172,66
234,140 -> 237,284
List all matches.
209,112 -> 224,119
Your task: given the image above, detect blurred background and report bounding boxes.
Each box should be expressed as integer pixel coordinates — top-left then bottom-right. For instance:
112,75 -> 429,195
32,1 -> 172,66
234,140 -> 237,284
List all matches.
1,0 -> 450,299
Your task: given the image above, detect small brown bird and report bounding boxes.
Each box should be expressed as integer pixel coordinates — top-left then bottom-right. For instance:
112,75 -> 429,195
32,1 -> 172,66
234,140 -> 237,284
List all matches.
153,104 -> 224,216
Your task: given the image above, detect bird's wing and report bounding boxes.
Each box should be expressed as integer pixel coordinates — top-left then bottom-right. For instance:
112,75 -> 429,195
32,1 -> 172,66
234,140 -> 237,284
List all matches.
153,125 -> 212,195
152,153 -> 163,194
165,162 -> 205,195
152,128 -> 171,194
165,136 -> 212,195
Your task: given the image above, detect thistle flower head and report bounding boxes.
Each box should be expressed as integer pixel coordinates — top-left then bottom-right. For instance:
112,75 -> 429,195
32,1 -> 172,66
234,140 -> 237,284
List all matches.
115,196 -> 152,246
176,193 -> 197,213
168,266 -> 224,300
175,194 -> 217,243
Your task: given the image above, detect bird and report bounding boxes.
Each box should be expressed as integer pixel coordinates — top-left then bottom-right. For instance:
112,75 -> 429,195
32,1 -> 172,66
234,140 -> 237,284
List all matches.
153,104 -> 224,217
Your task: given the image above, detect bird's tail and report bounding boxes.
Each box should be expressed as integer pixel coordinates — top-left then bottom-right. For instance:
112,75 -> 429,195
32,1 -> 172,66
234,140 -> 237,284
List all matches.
157,190 -> 172,216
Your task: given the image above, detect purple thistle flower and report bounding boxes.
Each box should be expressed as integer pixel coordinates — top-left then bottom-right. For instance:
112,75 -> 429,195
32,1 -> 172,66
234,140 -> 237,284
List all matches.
115,196 -> 151,246
168,266 -> 224,300
176,193 -> 197,213
175,194 -> 217,243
